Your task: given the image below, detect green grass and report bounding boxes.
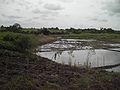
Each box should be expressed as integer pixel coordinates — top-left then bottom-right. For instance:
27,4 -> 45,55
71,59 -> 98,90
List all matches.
0,32 -> 38,52
62,33 -> 120,42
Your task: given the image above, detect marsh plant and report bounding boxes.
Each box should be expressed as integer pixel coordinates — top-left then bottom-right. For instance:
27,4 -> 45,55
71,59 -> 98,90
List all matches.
84,49 -> 96,68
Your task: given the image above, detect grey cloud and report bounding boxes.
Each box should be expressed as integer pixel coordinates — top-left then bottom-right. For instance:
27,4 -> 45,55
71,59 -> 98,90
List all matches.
41,17 -> 55,21
0,0 -> 15,4
44,3 -> 64,11
18,0 -> 31,6
31,8 -> 59,21
0,0 -> 32,10
32,9 -> 51,14
32,9 -> 59,16
38,0 -> 43,5
90,18 -> 107,22
17,0 -> 33,9
18,2 -> 24,6
0,0 -> 29,5
0,19 -> 17,25
32,17 -> 40,19
33,16 -> 54,21
1,14 -> 23,19
21,0 -> 43,9
104,0 -> 120,15
24,16 -> 54,23
24,18 -> 39,22
15,9 -> 20,12
58,0 -> 75,3
32,9 -> 41,14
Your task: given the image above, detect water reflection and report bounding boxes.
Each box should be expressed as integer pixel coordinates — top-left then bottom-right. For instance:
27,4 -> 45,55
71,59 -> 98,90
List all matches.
85,49 -> 96,68
36,39 -> 120,72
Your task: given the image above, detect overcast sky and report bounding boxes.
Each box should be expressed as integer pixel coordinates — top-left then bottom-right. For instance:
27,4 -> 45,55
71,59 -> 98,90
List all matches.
0,0 -> 120,30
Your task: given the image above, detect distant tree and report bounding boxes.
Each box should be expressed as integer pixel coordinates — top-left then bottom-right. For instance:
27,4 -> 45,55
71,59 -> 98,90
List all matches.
41,28 -> 50,35
100,27 -> 104,31
55,27 -> 59,30
100,28 -> 114,33
12,23 -> 22,31
106,28 -> 114,33
0,25 -> 5,31
0,25 -> 4,29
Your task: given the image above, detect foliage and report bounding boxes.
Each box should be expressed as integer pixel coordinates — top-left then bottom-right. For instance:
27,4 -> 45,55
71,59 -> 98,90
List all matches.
0,23 -> 22,32
41,28 -> 50,35
0,32 -> 38,52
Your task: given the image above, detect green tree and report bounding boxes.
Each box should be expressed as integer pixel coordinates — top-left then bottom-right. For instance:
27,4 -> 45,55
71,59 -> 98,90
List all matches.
41,28 -> 50,35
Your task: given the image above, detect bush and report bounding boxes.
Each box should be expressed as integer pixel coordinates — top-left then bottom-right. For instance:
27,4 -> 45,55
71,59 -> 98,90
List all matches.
41,28 -> 50,35
14,35 -> 33,52
3,34 -> 15,41
0,32 -> 38,52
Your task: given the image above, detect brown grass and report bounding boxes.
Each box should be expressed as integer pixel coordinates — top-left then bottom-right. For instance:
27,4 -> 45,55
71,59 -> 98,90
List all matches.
37,35 -> 57,45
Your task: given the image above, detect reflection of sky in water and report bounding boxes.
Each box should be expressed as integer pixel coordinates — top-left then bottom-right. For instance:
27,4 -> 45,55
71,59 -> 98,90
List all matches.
36,39 -> 120,72
36,49 -> 120,72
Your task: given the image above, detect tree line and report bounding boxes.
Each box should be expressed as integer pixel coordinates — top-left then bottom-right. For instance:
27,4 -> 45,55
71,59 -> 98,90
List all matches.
0,23 -> 120,35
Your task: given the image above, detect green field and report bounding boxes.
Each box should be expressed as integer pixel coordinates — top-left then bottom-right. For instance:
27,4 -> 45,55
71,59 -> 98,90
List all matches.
62,33 -> 120,41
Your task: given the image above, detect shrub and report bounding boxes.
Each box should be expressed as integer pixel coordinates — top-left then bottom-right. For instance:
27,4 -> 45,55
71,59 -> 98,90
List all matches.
3,34 -> 15,41
14,35 -> 33,52
0,32 -> 38,52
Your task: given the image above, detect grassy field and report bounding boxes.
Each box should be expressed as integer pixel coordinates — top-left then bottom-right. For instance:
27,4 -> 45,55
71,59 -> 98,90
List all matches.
62,33 -> 120,43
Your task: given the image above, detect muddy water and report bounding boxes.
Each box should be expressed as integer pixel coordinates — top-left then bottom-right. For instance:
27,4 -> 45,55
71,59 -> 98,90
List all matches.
36,39 -> 120,72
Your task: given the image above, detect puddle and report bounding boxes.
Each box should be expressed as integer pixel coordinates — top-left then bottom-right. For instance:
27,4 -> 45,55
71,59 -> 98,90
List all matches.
36,39 -> 120,72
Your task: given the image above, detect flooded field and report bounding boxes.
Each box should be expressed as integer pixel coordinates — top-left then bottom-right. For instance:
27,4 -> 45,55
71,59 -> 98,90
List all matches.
36,39 -> 120,72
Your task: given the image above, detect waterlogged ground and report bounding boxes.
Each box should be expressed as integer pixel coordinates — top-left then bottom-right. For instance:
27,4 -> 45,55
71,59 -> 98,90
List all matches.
36,39 -> 120,72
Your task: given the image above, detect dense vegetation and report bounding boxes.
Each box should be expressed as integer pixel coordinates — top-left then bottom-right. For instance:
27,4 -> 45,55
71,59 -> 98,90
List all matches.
0,32 -> 38,52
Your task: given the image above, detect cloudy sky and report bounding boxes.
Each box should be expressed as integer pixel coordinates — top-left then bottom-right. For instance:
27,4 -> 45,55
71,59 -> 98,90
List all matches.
0,0 -> 120,30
